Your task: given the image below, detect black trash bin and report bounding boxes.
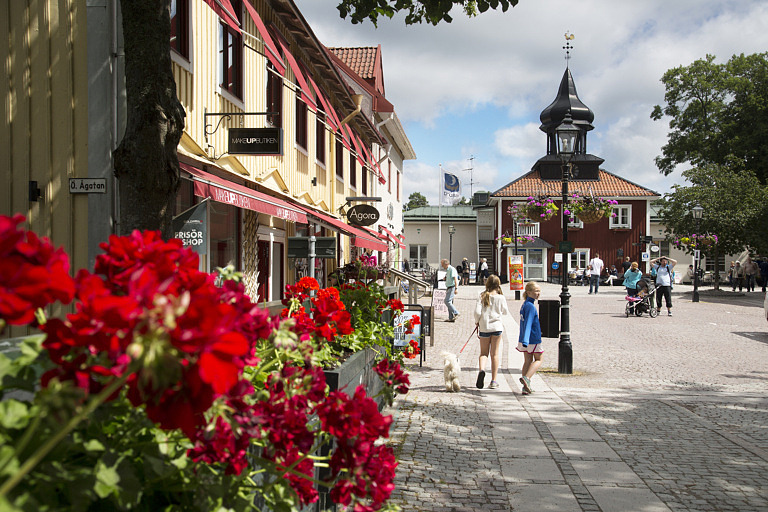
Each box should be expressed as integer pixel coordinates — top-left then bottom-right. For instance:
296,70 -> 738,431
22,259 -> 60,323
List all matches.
538,299 -> 560,338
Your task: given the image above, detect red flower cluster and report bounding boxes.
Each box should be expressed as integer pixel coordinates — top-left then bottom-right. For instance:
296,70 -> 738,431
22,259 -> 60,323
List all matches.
385,298 -> 404,313
403,339 -> 421,359
0,214 -> 74,326
40,230 -> 269,438
282,277 -> 353,341
374,358 -> 410,395
317,386 -> 397,510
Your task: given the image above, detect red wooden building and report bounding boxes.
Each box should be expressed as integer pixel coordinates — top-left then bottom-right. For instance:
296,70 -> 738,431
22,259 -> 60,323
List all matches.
486,67 -> 659,282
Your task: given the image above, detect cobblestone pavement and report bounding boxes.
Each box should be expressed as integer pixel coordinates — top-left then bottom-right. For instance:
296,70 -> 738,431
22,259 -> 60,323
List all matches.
386,282 -> 768,511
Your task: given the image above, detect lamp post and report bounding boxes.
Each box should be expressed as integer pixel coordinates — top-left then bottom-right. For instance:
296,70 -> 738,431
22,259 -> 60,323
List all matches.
448,224 -> 456,263
555,113 -> 580,375
692,204 -> 704,303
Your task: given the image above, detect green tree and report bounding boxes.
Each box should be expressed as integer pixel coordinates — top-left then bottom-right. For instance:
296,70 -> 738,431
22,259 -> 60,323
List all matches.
405,192 -> 429,210
657,163 -> 768,287
336,0 -> 518,26
651,52 -> 768,184
457,196 -> 469,205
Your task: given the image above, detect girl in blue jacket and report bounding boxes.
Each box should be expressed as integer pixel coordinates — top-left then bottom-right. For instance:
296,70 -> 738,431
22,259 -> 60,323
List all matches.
518,282 -> 542,395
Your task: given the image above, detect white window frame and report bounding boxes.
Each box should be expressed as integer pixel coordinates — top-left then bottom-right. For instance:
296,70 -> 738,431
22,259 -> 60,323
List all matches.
610,205 -> 632,229
569,249 -> 589,272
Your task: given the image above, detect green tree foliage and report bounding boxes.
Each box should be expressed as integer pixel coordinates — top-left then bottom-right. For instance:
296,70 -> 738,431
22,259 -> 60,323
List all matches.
657,163 -> 768,285
457,196 -> 470,205
651,52 -> 768,184
405,192 -> 429,210
336,0 -> 518,26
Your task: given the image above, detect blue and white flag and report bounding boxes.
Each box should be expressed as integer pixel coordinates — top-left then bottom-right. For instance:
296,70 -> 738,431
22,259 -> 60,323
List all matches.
441,172 -> 461,206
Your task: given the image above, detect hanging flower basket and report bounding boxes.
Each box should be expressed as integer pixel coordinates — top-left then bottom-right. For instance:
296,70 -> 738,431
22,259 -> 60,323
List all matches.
565,193 -> 618,224
498,235 -> 535,246
673,234 -> 718,251
508,196 -> 559,221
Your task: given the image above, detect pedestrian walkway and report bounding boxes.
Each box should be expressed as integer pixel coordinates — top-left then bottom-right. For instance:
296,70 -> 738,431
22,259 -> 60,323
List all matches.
387,282 -> 768,511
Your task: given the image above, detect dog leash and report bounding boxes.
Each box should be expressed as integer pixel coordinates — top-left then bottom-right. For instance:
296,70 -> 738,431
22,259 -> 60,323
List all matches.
458,325 -> 479,354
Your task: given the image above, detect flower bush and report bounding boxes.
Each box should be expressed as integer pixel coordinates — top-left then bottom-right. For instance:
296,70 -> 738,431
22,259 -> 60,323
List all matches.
673,233 -> 719,251
507,196 -> 559,221
498,234 -> 536,245
0,215 -> 410,511
564,193 -> 618,223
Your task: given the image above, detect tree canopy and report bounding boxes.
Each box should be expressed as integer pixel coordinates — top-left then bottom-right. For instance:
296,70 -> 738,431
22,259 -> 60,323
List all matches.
336,0 -> 518,26
651,52 -> 768,185
405,192 -> 429,210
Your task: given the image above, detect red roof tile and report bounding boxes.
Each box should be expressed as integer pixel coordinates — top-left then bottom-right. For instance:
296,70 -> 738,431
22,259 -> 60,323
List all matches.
492,169 -> 659,198
328,47 -> 377,79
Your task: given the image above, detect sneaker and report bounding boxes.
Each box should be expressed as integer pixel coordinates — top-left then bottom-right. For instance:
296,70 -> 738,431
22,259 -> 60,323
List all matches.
447,317 -> 456,322
488,380 -> 499,389
668,310 -> 672,316
454,312 -> 460,318
476,371 -> 486,389
519,376 -> 532,394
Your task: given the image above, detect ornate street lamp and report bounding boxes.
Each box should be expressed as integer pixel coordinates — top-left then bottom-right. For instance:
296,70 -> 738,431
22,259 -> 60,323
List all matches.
555,113 -> 579,375
448,224 -> 456,263
692,204 -> 704,303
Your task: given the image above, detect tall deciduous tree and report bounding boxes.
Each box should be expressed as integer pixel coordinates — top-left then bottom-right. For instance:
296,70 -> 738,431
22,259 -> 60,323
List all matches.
336,0 -> 518,26
657,163 -> 768,287
651,52 -> 768,185
114,0 -> 186,238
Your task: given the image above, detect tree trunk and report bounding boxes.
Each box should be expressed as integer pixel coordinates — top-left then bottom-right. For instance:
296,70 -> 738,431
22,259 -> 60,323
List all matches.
114,0 -> 186,238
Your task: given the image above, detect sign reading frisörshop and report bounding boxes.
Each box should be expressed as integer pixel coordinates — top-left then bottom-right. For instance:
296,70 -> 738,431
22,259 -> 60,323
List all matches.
172,200 -> 208,268
346,204 -> 380,227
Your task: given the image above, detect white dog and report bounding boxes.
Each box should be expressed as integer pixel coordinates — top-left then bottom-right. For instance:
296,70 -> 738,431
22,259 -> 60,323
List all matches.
441,351 -> 462,392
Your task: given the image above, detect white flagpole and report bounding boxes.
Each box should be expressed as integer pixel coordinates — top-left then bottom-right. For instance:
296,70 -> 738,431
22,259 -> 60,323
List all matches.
438,164 -> 442,265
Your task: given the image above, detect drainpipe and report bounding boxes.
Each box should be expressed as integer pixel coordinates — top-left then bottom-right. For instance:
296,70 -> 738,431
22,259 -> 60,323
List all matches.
339,95 -> 364,127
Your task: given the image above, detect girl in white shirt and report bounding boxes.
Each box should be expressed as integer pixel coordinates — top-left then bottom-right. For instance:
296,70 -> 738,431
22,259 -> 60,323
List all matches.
473,275 -> 511,389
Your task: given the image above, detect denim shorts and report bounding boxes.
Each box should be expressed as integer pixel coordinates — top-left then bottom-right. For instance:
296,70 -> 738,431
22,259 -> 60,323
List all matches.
479,331 -> 502,337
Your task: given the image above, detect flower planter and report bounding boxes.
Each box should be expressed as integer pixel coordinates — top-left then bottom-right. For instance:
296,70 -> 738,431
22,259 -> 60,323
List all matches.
577,210 -> 605,224
324,345 -> 386,406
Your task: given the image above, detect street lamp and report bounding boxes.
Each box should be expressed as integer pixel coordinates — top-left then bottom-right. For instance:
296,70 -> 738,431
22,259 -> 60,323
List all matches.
555,113 -> 580,375
692,204 -> 704,303
448,224 -> 456,263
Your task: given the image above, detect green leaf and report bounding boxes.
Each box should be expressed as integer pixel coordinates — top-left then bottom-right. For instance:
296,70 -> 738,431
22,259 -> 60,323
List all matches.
0,399 -> 30,429
0,445 -> 20,478
94,459 -> 120,498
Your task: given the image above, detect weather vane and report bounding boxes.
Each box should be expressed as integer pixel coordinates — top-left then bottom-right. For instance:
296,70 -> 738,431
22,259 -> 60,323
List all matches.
563,31 -> 575,67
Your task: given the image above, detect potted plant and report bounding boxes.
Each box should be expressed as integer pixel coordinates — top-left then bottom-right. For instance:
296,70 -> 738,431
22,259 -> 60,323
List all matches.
508,196 -> 559,221
673,233 -> 719,251
565,193 -> 618,224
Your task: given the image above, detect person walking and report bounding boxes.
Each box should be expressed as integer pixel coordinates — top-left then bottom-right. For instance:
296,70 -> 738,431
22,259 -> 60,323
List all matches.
473,275 -> 513,390
440,258 -> 460,322
731,261 -> 743,292
651,256 -> 677,316
759,257 -> 768,293
742,256 -> 758,292
518,281 -> 542,395
588,253 -> 604,294
479,258 -> 489,284
461,257 -> 470,286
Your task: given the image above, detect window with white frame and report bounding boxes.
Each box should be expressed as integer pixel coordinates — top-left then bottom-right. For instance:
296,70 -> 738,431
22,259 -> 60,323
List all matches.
569,250 -> 589,272
610,205 -> 631,229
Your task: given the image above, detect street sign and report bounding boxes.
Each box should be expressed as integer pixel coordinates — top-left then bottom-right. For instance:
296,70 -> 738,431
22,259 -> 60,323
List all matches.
552,262 -> 560,270
558,241 -> 573,253
69,178 -> 106,194
288,237 -> 336,259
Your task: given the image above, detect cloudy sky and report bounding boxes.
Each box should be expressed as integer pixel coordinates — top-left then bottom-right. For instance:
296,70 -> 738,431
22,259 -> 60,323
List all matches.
295,0 -> 768,205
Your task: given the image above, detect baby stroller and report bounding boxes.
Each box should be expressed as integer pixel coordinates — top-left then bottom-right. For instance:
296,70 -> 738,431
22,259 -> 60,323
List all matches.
625,277 -> 658,318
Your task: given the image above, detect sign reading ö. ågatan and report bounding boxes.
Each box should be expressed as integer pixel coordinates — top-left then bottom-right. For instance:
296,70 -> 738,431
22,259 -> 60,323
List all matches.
228,127 -> 282,155
346,204 -> 380,227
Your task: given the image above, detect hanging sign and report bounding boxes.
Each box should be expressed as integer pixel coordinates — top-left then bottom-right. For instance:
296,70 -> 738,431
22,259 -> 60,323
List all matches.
346,204 -> 380,227
509,255 -> 524,291
228,127 -> 282,155
172,200 -> 208,270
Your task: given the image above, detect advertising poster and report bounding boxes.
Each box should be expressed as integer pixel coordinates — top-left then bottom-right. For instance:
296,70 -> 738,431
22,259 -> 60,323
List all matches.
172,200 -> 208,271
393,310 -> 422,348
509,255 -> 524,291
469,262 -> 476,282
431,289 -> 447,317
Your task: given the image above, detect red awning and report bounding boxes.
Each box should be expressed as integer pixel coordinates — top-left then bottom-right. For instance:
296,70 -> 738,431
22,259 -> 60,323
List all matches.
380,226 -> 405,249
294,205 -> 387,253
279,41 -> 318,110
203,0 -> 241,33
242,0 -> 286,75
181,163 -> 307,224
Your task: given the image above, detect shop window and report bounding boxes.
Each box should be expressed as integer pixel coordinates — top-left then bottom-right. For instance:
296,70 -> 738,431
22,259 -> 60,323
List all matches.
316,111 -> 326,165
174,178 -> 195,215
610,205 -> 631,229
362,168 -> 368,195
170,0 -> 189,59
335,139 -> 344,179
266,63 -> 282,128
705,254 -> 726,274
296,97 -> 307,149
349,153 -> 357,189
219,2 -> 243,99
209,201 -> 240,271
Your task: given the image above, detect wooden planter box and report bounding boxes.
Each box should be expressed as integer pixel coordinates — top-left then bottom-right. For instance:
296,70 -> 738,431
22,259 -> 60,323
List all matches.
324,345 -> 386,408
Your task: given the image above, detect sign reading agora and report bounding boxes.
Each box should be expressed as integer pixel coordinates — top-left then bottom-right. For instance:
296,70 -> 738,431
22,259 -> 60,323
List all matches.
346,204 -> 380,227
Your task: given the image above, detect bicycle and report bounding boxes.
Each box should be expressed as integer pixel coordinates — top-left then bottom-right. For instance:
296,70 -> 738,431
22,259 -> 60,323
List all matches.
399,277 -> 427,299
